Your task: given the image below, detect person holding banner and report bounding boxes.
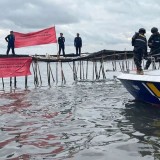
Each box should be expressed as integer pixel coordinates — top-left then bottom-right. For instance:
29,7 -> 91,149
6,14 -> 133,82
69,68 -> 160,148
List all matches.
5,31 -> 15,56
58,33 -> 65,56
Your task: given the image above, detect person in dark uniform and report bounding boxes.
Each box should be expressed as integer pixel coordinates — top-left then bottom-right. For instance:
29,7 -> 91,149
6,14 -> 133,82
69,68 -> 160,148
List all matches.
132,28 -> 147,74
74,33 -> 82,56
5,31 -> 15,56
58,33 -> 65,56
144,27 -> 160,69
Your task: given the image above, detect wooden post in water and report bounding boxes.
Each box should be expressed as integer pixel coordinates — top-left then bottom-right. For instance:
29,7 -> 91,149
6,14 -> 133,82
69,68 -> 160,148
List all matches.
56,62 -> 58,84
37,62 -> 42,86
80,60 -> 82,80
86,60 -> 88,80
14,77 -> 17,89
25,76 -> 28,89
2,78 -> 4,91
82,61 -> 85,80
92,61 -> 95,80
49,63 -> 55,83
74,61 -> 78,81
10,77 -> 12,92
60,61 -> 66,84
73,61 -> 77,81
47,62 -> 51,87
32,61 -> 39,87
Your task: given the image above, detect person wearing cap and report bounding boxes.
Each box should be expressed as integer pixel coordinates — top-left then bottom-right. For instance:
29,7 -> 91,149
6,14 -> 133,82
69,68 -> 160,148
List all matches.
74,33 -> 82,56
144,27 -> 160,69
132,28 -> 147,74
58,33 -> 65,56
5,31 -> 15,56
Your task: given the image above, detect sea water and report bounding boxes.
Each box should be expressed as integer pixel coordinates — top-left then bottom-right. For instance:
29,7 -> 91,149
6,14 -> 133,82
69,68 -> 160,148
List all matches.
0,61 -> 160,160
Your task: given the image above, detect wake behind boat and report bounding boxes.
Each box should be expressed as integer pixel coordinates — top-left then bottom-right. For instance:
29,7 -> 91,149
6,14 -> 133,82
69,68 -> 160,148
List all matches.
118,70 -> 160,105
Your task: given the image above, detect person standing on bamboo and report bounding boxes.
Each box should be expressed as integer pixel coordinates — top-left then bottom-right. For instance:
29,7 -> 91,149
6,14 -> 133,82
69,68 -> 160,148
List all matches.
74,33 -> 82,56
132,28 -> 147,74
5,31 -> 15,56
58,33 -> 65,56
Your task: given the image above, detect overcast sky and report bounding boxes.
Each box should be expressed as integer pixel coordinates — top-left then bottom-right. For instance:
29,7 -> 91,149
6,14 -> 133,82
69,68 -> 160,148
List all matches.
0,0 -> 160,55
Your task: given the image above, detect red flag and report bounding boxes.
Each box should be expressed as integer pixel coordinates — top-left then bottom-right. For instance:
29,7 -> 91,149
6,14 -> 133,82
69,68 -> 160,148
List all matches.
0,57 -> 32,78
14,27 -> 57,48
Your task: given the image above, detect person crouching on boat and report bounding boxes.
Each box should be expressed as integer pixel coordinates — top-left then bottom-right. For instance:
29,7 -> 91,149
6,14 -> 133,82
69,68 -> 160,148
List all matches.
132,28 -> 147,75
144,27 -> 160,70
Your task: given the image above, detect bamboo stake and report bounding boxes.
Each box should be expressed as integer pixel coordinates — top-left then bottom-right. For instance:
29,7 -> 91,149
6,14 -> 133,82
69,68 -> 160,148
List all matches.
14,77 -> 17,89
80,61 -> 82,80
73,61 -> 76,81
86,60 -> 88,80
47,62 -> 51,87
10,77 -> 12,92
25,76 -> 28,89
31,62 -> 36,87
2,78 -> 4,91
49,63 -> 55,83
82,61 -> 85,80
35,61 -> 39,87
92,61 -> 95,80
56,62 -> 58,84
37,62 -> 42,86
95,61 -> 98,79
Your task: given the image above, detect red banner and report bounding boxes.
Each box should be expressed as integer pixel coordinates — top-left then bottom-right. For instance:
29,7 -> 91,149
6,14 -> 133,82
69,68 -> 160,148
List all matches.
0,57 -> 32,78
14,27 -> 57,48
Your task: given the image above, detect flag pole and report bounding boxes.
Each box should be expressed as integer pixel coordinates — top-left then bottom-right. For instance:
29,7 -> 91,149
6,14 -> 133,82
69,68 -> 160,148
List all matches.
54,25 -> 59,59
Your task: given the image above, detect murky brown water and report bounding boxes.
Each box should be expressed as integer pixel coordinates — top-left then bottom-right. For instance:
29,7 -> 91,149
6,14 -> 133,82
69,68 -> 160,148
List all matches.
0,80 -> 160,160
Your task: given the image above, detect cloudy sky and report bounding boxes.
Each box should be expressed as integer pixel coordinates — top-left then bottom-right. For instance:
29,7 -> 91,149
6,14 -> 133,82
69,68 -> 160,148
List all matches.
0,0 -> 160,55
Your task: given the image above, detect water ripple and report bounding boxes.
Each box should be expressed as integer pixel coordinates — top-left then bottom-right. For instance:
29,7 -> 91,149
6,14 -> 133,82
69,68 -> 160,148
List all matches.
0,82 -> 160,159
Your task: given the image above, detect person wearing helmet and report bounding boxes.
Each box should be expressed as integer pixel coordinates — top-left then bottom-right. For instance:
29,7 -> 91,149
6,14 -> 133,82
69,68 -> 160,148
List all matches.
144,27 -> 160,69
132,28 -> 147,74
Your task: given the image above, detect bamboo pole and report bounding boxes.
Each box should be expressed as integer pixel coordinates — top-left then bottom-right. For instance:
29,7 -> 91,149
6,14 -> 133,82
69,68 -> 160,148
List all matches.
86,60 -> 88,80
82,61 -> 85,80
80,61 -> 82,80
37,62 -> 42,86
25,76 -> 28,89
56,62 -> 58,84
49,63 -> 55,83
31,62 -> 36,87
92,61 -> 95,80
2,78 -> 4,91
14,77 -> 17,89
10,77 -> 12,92
47,62 -> 51,87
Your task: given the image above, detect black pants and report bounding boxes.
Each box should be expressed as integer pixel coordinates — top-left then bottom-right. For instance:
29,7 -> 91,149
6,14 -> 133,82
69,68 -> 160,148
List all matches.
145,57 -> 154,69
59,45 -> 65,56
145,49 -> 159,69
134,48 -> 144,71
76,46 -> 81,56
6,45 -> 15,55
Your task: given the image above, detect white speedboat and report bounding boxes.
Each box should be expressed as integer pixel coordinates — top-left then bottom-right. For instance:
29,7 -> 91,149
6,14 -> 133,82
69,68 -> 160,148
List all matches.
118,70 -> 160,105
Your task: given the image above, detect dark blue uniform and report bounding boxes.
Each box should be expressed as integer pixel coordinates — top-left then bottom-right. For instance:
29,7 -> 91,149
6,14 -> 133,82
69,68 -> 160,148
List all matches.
5,34 -> 15,55
145,33 -> 160,69
132,33 -> 147,72
74,37 -> 82,56
58,36 -> 65,56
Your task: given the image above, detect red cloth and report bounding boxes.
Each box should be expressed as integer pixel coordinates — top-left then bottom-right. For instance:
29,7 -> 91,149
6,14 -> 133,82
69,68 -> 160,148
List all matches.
0,57 -> 32,78
14,27 -> 57,48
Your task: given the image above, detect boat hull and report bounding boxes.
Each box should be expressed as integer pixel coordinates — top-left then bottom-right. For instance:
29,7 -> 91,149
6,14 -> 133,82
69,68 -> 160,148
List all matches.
118,73 -> 160,105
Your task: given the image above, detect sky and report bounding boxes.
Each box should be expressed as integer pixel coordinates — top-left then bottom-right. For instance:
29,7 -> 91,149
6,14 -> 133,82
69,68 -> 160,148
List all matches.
0,0 -> 160,55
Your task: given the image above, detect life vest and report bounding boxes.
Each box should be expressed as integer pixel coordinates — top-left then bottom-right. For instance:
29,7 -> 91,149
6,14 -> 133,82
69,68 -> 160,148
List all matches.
132,33 -> 147,49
